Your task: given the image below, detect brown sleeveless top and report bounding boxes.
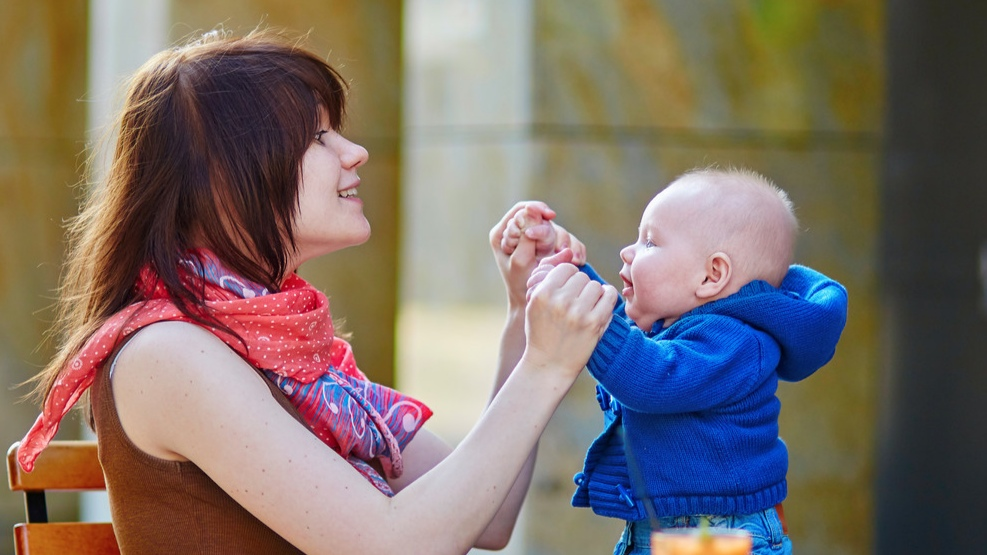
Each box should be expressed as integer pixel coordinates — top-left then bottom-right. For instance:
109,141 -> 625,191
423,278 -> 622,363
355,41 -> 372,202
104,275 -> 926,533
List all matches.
90,356 -> 306,554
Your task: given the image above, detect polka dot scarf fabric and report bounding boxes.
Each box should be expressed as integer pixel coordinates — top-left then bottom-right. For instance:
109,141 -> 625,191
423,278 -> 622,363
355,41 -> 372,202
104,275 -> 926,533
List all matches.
18,250 -> 431,495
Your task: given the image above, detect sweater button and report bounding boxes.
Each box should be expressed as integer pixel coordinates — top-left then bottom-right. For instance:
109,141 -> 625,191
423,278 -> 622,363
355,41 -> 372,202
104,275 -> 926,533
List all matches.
573,472 -> 586,486
615,484 -> 635,507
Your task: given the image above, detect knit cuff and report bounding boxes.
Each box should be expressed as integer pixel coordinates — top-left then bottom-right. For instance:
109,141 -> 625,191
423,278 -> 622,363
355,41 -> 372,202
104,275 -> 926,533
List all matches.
588,315 -> 633,377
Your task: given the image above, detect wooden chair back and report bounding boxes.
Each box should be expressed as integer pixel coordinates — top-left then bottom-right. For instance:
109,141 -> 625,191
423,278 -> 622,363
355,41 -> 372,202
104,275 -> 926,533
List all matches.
7,440 -> 120,555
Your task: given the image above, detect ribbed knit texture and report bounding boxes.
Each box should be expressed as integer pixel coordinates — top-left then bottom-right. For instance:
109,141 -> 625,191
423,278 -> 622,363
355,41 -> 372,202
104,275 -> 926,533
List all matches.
572,264 -> 847,521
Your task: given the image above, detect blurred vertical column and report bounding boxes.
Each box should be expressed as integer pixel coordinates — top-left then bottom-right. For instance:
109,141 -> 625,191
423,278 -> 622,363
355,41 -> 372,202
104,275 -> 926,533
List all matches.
401,2 -> 549,553
876,1 -> 987,553
402,0 -> 536,304
87,0 -> 169,169
79,0 -> 170,522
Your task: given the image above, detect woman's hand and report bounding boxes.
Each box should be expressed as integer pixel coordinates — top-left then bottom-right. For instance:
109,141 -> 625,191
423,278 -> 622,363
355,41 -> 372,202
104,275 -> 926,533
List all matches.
526,248 -> 574,301
522,255 -> 617,375
490,201 -> 554,307
490,202 -> 587,307
500,205 -> 587,266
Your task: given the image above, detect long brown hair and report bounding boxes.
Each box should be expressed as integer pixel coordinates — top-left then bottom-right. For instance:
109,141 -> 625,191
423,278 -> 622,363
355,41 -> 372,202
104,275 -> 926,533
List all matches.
30,28 -> 348,403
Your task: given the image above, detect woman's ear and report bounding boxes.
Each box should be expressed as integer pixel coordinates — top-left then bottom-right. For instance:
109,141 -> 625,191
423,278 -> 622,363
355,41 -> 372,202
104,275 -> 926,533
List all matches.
697,252 -> 732,299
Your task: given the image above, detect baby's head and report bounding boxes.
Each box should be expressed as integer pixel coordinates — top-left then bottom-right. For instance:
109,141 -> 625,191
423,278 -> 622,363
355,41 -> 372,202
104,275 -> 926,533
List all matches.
618,167 -> 797,330
674,167 -> 798,287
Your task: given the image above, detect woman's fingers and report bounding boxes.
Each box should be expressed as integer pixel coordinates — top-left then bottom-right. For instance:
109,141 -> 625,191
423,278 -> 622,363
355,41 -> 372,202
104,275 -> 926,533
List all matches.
574,281 -> 618,332
501,219 -> 523,255
523,265 -> 616,373
526,249 -> 574,297
492,203 -> 540,303
491,202 -> 566,306
539,248 -> 575,268
525,267 -> 551,298
489,202 -> 528,251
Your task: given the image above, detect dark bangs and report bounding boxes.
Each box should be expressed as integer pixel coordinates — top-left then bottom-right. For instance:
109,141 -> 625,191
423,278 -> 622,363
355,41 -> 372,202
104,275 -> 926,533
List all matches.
173,32 -> 348,290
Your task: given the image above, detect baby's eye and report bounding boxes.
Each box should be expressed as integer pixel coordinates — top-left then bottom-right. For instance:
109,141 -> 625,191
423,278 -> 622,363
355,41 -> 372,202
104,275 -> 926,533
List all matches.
645,239 -> 655,248
314,129 -> 329,144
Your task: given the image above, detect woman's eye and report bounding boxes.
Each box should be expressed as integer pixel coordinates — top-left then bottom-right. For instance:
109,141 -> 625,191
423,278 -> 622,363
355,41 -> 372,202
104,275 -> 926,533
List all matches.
314,130 -> 329,144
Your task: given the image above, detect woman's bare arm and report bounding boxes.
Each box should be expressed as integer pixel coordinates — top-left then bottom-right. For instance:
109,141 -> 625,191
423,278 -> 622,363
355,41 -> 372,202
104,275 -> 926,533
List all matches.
386,306 -> 532,550
112,263 -> 615,555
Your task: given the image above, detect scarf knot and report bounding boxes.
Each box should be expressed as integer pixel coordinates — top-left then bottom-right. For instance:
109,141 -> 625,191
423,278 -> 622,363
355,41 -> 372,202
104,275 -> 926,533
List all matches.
18,250 -> 431,495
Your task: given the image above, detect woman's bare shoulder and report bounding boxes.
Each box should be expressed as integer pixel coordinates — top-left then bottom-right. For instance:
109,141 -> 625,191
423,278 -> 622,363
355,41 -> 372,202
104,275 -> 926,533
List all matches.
114,321 -> 254,384
118,320 -> 231,358
110,321 -> 269,459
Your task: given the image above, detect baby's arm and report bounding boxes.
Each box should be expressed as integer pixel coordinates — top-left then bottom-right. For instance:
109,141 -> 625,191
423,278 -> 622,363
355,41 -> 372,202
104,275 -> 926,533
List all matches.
586,318 -> 763,415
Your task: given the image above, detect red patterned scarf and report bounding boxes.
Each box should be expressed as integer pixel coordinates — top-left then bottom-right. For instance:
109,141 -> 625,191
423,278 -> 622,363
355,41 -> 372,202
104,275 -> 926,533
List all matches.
18,250 -> 431,494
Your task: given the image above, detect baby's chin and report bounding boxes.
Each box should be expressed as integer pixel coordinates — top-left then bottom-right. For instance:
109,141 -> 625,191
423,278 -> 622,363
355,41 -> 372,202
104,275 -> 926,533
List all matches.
629,312 -> 669,331
626,310 -> 656,331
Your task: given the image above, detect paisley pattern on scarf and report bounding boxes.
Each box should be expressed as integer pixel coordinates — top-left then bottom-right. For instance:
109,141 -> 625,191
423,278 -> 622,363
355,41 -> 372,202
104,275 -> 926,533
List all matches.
18,250 -> 431,496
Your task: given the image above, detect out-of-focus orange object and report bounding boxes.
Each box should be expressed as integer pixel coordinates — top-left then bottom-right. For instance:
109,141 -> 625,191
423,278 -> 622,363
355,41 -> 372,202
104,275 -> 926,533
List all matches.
651,528 -> 752,555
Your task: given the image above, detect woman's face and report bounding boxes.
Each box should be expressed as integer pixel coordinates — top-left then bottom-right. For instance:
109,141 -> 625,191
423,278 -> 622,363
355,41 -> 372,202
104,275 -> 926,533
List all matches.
289,123 -> 370,270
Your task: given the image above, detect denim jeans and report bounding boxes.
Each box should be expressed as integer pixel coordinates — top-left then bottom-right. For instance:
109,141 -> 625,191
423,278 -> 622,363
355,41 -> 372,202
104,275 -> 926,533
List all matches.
613,507 -> 792,555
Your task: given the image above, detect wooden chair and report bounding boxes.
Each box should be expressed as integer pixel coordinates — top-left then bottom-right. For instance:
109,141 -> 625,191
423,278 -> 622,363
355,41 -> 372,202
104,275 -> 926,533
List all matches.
7,440 -> 120,554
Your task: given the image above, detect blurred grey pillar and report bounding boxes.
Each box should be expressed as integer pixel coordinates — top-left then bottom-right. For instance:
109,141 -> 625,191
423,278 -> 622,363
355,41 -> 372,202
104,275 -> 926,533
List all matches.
877,1 -> 987,552
81,0 -> 169,524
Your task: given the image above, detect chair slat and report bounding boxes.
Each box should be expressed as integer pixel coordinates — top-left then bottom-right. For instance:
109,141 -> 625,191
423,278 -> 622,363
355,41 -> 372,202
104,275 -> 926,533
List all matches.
8,441 -> 119,554
14,523 -> 120,555
7,441 -> 105,491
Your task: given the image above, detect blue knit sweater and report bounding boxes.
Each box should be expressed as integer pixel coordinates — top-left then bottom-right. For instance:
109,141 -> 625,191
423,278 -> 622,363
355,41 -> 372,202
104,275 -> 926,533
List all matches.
571,264 -> 848,521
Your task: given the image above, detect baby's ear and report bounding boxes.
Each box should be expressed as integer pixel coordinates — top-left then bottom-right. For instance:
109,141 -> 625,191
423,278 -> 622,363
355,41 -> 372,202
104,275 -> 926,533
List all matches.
697,252 -> 732,299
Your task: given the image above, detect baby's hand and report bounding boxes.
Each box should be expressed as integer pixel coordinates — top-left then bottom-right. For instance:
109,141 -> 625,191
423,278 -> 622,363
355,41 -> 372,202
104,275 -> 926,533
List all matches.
527,248 -> 575,302
500,203 -> 587,265
501,204 -> 555,258
550,222 -> 586,266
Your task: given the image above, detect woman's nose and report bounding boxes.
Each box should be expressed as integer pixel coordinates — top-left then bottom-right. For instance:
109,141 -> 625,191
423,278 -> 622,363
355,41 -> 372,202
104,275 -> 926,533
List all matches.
342,137 -> 369,169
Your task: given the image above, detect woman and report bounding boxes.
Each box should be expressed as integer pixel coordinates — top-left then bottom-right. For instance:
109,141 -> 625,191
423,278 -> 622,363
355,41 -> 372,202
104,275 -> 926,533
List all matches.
17,29 -> 617,554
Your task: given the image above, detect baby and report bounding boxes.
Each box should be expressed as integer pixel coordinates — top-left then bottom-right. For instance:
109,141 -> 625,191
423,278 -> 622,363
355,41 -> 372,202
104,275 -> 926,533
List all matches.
502,167 -> 848,555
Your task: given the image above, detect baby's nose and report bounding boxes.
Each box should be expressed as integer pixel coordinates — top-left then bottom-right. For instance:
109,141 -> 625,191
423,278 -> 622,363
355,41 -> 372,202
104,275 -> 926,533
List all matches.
619,245 -> 634,263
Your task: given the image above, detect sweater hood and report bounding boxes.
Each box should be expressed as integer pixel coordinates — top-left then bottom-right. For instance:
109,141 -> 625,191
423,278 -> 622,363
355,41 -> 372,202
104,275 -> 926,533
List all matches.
682,264 -> 848,382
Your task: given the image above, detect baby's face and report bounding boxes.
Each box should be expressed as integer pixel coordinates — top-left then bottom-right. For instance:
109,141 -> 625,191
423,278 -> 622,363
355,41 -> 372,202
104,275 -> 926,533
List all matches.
618,186 -> 710,330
